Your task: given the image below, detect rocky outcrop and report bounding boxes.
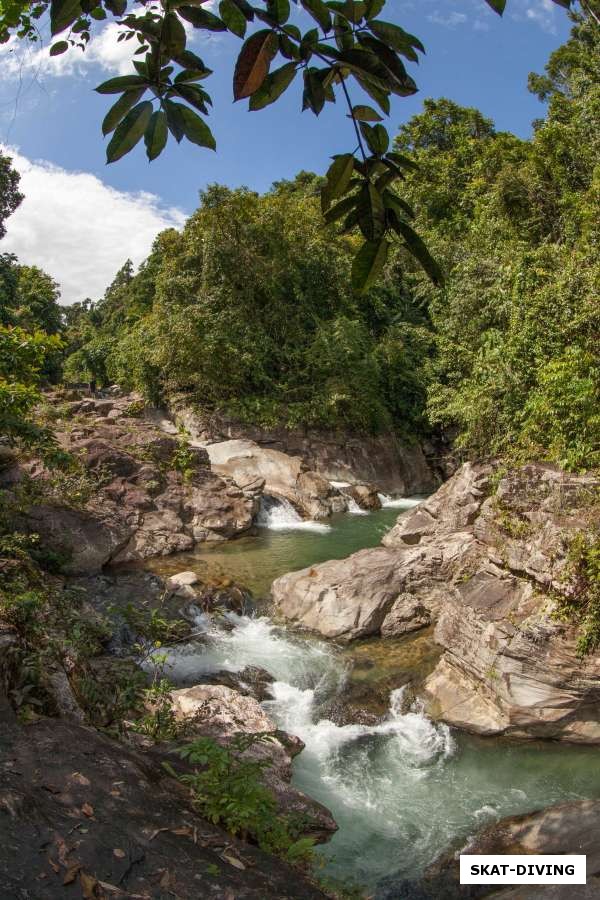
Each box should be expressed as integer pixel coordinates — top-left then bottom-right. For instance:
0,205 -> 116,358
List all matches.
0,695 -> 328,899
9,393 -> 261,574
170,399 -> 437,495
274,462 -> 600,742
170,683 -> 338,839
205,438 -> 346,519
381,799 -> 600,899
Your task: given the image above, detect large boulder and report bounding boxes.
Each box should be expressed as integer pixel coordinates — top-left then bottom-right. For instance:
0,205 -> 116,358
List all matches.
274,462 -> 600,742
170,684 -> 338,840
206,438 -> 344,519
16,396 -> 261,573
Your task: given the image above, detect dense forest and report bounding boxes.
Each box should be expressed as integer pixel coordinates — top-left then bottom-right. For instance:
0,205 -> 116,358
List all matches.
62,11 -> 599,469
3,10 -> 599,470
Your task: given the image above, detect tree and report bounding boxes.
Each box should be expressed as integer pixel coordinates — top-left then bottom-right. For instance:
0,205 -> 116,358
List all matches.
0,153 -> 23,241
0,0 -> 574,290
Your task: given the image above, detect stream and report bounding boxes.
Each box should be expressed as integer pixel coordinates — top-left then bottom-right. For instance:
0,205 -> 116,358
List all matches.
144,499 -> 600,892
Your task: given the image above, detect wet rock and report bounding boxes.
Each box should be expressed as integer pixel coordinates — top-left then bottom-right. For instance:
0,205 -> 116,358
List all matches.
383,799 -> 600,899
170,684 -> 338,841
199,666 -> 275,702
343,482 -> 382,511
206,438 -> 345,519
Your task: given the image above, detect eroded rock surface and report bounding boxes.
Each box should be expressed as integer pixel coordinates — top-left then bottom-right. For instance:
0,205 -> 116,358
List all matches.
380,799 -> 600,899
7,393 -> 261,574
0,699 -> 328,899
206,438 -> 345,519
273,462 -> 600,741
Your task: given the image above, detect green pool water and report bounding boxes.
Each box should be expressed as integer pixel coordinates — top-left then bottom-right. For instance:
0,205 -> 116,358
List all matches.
147,504 -> 405,598
138,502 -> 600,893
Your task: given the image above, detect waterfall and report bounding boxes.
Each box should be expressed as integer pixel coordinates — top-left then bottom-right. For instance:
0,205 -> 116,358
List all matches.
346,497 -> 370,515
257,496 -> 331,532
378,493 -> 424,509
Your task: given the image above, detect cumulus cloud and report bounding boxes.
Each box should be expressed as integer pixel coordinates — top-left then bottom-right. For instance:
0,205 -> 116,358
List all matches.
0,6 -> 208,80
0,147 -> 186,305
427,10 -> 468,27
521,0 -> 558,34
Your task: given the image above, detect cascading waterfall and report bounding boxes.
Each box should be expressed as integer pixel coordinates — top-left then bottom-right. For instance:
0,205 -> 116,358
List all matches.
158,609 -> 600,890
257,495 -> 331,532
378,493 -> 424,509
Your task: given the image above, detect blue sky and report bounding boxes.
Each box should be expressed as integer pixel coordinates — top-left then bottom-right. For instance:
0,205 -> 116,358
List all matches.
0,0 -> 572,303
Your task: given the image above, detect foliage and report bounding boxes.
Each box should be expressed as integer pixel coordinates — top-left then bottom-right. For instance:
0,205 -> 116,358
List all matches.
0,2 -> 574,290
0,152 -> 23,241
0,324 -> 62,448
172,734 -> 316,862
554,526 -> 600,656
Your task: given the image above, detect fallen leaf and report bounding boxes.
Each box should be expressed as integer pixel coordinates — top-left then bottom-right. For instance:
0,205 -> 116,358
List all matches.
70,772 -> 91,787
48,858 -> 60,874
159,869 -> 171,888
113,849 -> 126,859
222,854 -> 245,870
109,789 -> 121,797
148,826 -> 170,841
80,871 -> 99,899
81,803 -> 94,818
63,864 -> 81,885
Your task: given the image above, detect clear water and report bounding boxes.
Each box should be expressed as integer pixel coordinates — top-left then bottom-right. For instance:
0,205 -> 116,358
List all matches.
140,501 -> 600,891
146,504 -> 406,599
157,613 -> 600,891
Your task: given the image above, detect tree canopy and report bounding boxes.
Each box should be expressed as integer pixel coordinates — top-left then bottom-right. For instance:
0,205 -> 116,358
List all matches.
0,0 -> 576,290
62,9 -> 599,469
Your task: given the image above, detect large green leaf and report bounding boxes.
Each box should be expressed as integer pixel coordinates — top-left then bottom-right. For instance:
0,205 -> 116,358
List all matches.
233,30 -> 278,99
249,62 -> 297,110
219,0 -> 247,37
322,153 -> 355,210
50,0 -> 81,35
172,82 -> 210,113
359,121 -> 389,155
301,0 -> 332,33
49,40 -> 69,56
390,215 -> 444,285
102,88 -> 146,136
106,100 -> 153,163
483,0 -> 507,12
163,12 -> 187,57
95,75 -> 148,95
179,106 -> 216,149
323,193 -> 358,224
369,20 -> 425,58
164,99 -> 186,142
144,110 -> 168,161
178,6 -> 226,30
302,67 -> 326,114
267,0 -> 290,24
351,238 -> 389,292
350,104 -> 383,122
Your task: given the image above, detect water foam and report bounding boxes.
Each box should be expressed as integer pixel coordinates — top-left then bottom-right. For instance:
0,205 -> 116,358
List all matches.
257,496 -> 331,532
378,493 -> 424,509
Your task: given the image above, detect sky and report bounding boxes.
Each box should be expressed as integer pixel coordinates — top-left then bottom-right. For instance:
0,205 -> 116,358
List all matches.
0,0 -> 572,305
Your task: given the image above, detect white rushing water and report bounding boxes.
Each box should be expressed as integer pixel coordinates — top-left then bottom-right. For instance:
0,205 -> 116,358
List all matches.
157,610 -> 600,889
378,493 -> 424,509
257,496 -> 331,532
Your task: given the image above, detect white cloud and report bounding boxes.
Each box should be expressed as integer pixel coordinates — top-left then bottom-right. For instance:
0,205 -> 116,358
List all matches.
0,147 -> 186,304
0,7 -> 207,80
522,0 -> 558,34
427,10 -> 468,27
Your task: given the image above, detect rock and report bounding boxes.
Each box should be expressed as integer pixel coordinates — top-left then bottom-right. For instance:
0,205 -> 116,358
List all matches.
206,438 -> 343,519
166,570 -> 200,592
343,481 -> 382,510
170,684 -> 337,840
380,593 -> 431,637
275,461 -> 600,742
171,399 -> 437,495
0,695 -> 329,899
19,395 -> 260,573
388,800 -> 600,900
198,666 -> 275,702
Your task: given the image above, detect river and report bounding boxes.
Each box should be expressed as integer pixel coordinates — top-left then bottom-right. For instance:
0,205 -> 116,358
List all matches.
144,499 -> 600,892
